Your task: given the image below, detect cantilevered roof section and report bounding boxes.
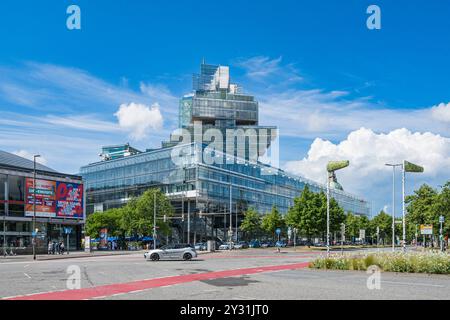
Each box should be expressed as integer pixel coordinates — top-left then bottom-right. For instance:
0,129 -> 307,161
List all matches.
0,150 -> 58,173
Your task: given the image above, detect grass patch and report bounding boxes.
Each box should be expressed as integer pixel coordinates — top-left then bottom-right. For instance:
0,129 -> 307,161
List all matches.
309,252 -> 450,274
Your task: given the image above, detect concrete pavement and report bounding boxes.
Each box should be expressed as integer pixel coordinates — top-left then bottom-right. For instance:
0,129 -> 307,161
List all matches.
1,248 -> 449,300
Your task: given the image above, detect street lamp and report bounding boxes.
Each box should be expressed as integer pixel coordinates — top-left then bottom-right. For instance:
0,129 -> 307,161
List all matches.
229,180 -> 233,251
326,160 -> 349,257
153,192 -> 156,250
32,154 -> 40,261
402,160 -> 424,252
385,163 -> 402,252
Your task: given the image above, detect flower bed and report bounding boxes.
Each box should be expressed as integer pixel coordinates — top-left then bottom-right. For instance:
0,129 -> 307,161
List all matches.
309,252 -> 450,274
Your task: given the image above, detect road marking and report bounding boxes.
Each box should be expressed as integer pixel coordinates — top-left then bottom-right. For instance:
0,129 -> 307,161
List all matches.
382,280 -> 445,288
23,273 -> 31,279
3,262 -> 310,300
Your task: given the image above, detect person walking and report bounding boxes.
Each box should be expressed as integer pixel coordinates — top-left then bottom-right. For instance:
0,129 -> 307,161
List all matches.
59,241 -> 65,254
47,241 -> 52,255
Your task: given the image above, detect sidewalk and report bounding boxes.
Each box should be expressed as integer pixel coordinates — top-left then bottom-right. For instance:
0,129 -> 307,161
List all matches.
0,250 -> 146,262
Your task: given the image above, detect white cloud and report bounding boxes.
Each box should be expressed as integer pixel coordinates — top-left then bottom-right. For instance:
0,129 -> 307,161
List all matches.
13,150 -> 48,165
285,128 -> 450,213
258,90 -> 449,140
233,56 -> 303,85
114,102 -> 163,140
431,102 -> 450,123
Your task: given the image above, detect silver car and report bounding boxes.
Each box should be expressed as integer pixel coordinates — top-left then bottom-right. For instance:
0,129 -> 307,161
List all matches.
144,244 -> 197,261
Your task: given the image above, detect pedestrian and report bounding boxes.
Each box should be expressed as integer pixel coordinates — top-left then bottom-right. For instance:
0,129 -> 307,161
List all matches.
56,241 -> 60,255
60,242 -> 65,254
47,241 -> 52,255
52,241 -> 56,255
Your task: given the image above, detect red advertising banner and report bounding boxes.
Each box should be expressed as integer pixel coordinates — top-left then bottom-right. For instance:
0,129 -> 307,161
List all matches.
56,181 -> 84,219
25,178 -> 56,217
25,178 -> 84,219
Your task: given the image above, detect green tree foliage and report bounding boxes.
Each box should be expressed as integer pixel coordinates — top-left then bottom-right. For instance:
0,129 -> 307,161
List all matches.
405,184 -> 439,239
285,186 -> 345,242
286,186 -> 318,240
85,188 -> 174,239
240,207 -> 261,240
85,208 -> 124,238
121,189 -> 174,237
436,182 -> 450,235
370,210 -> 392,244
261,205 -> 285,240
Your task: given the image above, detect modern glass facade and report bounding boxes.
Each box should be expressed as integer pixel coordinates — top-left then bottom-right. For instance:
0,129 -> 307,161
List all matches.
81,62 -> 371,242
0,150 -> 84,254
80,143 -> 371,241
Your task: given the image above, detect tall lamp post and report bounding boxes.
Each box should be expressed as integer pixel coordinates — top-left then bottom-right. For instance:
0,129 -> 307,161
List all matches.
229,180 -> 232,251
401,160 -> 424,252
32,155 -> 40,261
385,163 -> 402,252
326,160 -> 349,257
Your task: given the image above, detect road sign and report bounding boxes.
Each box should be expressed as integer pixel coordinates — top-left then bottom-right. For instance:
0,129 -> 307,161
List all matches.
439,216 -> 445,223
64,227 -> 72,234
275,228 -> 281,235
420,225 -> 433,235
359,229 -> 366,239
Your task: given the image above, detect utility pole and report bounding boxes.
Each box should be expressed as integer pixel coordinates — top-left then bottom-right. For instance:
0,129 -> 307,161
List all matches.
402,163 -> 406,253
229,180 -> 232,250
385,163 -> 402,252
3,180 -> 7,258
33,155 -> 40,261
153,192 -> 157,250
326,172 -> 330,256
326,161 -> 349,257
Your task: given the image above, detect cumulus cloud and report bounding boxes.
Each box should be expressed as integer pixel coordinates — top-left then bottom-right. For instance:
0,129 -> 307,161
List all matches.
114,102 -> 163,140
13,150 -> 48,165
284,128 -> 450,213
233,56 -> 303,85
431,102 -> 450,123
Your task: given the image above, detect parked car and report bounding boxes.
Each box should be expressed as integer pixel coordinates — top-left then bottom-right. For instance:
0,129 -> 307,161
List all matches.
144,243 -> 197,261
233,241 -> 249,249
249,240 -> 261,248
275,241 -> 287,247
313,242 -> 326,247
261,241 -> 274,248
219,243 -> 233,250
194,242 -> 207,251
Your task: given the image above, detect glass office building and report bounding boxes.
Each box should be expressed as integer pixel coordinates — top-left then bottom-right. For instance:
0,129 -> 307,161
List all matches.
0,150 -> 85,254
80,62 -> 371,242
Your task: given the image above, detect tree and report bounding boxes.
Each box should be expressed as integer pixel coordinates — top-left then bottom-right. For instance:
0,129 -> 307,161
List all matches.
370,210 -> 392,244
85,208 -> 125,238
344,211 -> 373,243
405,184 -> 439,239
261,205 -> 285,240
240,207 -> 261,240
436,181 -> 450,235
286,186 -> 318,242
121,188 -> 174,238
86,188 -> 174,241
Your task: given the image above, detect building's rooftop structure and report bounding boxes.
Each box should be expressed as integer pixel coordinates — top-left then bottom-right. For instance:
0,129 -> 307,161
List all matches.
0,150 -> 57,173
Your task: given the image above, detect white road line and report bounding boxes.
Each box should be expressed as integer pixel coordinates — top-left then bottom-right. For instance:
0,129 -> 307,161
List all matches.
382,280 -> 445,288
23,273 -> 31,279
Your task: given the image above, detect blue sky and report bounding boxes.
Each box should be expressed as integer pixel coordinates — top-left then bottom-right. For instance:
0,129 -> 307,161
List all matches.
0,0 -> 449,215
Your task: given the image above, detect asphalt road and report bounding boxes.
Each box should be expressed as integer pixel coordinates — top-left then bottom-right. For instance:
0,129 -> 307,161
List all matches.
0,248 -> 449,300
